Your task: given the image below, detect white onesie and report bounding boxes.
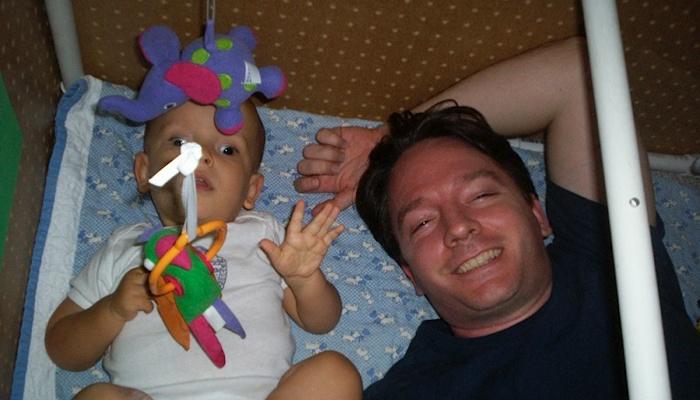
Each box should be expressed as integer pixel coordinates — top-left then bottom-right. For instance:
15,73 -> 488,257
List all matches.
69,210 -> 295,400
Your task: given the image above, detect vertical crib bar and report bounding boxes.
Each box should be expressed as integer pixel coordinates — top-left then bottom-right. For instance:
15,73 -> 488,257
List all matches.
45,0 -> 84,89
581,1 -> 671,399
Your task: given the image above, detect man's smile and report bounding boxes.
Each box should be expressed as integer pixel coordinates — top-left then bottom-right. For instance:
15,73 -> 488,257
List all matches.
455,248 -> 502,274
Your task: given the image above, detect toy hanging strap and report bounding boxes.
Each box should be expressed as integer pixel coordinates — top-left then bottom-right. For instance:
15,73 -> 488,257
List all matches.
206,0 -> 216,23
204,0 -> 216,51
149,142 -> 202,239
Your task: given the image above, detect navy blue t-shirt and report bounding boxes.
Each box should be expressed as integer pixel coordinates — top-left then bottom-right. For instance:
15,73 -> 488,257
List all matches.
364,182 -> 700,399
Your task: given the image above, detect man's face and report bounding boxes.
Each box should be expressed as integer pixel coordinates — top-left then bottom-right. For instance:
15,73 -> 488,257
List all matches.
135,101 -> 263,226
387,137 -> 553,337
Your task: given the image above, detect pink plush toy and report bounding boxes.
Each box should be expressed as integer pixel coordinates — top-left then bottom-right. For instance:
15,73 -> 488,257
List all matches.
98,21 -> 286,135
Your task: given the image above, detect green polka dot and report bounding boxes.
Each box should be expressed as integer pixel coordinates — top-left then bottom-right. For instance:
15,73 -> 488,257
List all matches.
191,48 -> 210,64
215,98 -> 231,108
243,83 -> 257,92
216,38 -> 233,51
219,74 -> 232,90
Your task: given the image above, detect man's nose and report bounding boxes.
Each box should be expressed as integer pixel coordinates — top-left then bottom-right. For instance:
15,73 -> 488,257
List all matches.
444,210 -> 479,247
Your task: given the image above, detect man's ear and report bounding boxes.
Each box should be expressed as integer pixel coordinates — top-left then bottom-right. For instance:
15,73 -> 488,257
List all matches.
401,263 -> 424,296
243,173 -> 264,210
134,152 -> 151,194
530,194 -> 552,238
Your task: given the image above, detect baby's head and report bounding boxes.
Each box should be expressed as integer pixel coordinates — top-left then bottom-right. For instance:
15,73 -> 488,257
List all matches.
135,100 -> 265,226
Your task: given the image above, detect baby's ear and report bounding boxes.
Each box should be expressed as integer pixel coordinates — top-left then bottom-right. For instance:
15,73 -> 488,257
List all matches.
134,152 -> 151,194
243,173 -> 264,210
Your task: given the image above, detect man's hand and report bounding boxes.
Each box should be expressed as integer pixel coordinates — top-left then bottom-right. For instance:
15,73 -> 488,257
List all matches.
109,266 -> 154,322
260,201 -> 344,282
294,125 -> 387,214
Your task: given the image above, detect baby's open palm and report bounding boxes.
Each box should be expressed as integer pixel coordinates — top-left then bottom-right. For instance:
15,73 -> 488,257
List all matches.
260,201 -> 344,280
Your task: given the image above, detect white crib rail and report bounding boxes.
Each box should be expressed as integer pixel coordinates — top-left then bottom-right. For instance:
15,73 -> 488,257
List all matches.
582,1 -> 671,399
45,0 -> 83,90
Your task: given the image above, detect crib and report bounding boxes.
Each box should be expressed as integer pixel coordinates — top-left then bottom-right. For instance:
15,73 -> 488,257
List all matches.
1,1 -> 698,399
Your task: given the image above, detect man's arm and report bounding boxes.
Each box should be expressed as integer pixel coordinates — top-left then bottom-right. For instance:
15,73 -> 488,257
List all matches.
295,36 -> 655,223
415,37 -> 604,203
415,37 -> 653,217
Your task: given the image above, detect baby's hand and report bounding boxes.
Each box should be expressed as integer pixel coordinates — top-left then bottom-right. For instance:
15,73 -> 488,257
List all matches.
260,200 -> 344,281
109,266 -> 153,322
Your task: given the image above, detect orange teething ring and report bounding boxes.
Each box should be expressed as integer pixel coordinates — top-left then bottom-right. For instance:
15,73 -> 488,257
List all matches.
149,221 -> 227,296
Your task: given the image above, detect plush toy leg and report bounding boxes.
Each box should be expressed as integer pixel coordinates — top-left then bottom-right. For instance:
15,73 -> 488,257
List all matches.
213,299 -> 246,338
258,66 -> 287,99
202,300 -> 246,338
155,291 -> 191,350
189,315 -> 226,368
214,108 -> 243,135
228,26 -> 256,50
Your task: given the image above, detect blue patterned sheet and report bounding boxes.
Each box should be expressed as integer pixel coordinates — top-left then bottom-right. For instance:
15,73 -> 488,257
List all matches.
12,76 -> 700,399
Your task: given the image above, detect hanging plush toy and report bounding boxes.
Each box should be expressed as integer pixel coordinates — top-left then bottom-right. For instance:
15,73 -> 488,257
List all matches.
97,21 -> 286,135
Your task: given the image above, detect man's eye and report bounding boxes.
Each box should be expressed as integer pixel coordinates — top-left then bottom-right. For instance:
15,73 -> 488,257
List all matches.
411,219 -> 430,234
171,138 -> 187,147
220,145 -> 237,155
474,192 -> 494,201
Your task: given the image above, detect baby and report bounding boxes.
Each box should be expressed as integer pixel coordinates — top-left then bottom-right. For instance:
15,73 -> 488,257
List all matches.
45,100 -> 361,399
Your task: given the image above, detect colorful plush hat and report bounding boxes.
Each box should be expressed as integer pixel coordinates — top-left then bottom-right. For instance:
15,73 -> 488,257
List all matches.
98,21 -> 286,135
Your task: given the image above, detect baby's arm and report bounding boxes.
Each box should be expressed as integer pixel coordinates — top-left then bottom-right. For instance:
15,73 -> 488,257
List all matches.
260,201 -> 344,334
45,266 -> 153,370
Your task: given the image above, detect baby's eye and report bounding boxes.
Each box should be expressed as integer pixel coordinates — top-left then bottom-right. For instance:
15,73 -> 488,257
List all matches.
219,145 -> 237,155
171,137 -> 187,147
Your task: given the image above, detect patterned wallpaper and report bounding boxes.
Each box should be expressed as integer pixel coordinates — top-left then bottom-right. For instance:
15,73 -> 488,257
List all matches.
71,0 -> 699,155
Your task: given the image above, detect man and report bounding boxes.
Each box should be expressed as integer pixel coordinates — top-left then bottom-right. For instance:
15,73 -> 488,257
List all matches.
295,36 -> 700,399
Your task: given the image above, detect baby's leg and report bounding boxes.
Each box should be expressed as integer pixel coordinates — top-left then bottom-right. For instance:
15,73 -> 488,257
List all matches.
74,382 -> 152,400
268,351 -> 362,400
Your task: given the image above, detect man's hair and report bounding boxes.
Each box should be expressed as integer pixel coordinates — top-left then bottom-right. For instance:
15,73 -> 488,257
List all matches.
356,102 -> 537,264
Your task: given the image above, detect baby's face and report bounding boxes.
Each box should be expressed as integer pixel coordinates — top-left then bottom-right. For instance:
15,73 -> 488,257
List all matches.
135,101 -> 264,226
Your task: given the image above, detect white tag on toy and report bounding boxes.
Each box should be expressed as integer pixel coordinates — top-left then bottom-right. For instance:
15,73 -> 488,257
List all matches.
243,61 -> 262,85
148,142 -> 202,239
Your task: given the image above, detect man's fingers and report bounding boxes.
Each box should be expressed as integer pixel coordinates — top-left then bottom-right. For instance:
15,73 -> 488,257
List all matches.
316,127 -> 348,147
293,176 -> 320,193
302,143 -> 345,163
332,190 -> 355,211
310,191 -> 354,216
296,158 -> 340,177
294,174 -> 340,194
311,199 -> 335,216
